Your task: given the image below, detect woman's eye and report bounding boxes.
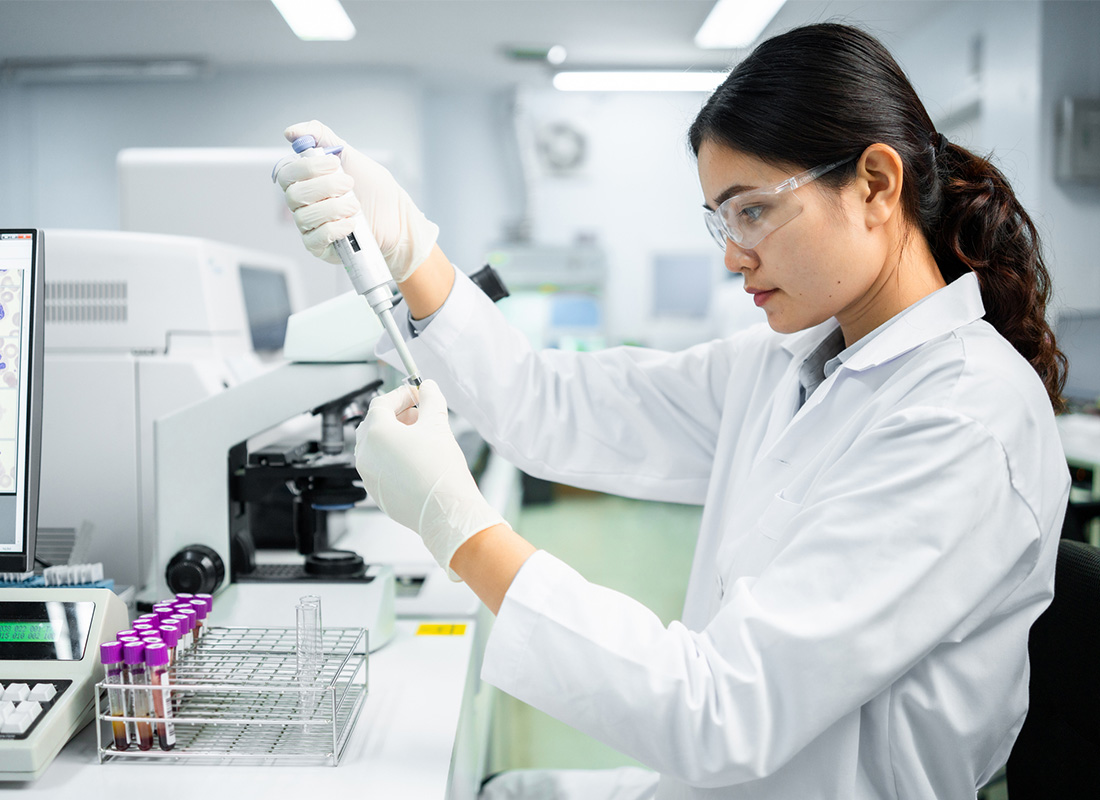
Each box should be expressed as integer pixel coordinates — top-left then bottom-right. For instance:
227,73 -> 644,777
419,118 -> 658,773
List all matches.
738,204 -> 766,224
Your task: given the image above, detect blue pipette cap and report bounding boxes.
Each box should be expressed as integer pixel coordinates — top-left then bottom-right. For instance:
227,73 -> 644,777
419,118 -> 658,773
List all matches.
292,135 -> 317,154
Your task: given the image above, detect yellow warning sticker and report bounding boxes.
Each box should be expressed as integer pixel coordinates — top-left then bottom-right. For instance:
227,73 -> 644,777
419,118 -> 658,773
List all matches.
416,624 -> 468,636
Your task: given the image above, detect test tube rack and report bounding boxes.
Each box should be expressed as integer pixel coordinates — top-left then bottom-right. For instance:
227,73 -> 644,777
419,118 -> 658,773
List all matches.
95,626 -> 368,766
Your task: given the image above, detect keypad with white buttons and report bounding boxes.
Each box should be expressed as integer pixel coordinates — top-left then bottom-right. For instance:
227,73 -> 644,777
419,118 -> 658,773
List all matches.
0,681 -> 70,739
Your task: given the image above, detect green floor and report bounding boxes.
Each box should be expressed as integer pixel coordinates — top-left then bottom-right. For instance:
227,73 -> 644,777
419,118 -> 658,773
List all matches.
487,488 -> 701,772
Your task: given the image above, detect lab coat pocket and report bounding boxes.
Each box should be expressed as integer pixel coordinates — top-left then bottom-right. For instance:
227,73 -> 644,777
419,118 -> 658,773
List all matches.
757,494 -> 802,541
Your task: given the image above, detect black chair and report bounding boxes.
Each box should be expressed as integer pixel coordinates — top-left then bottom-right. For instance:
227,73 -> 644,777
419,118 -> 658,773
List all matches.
1004,538 -> 1100,798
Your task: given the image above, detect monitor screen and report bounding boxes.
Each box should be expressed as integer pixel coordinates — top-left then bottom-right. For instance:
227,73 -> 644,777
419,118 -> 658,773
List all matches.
1056,309 -> 1100,407
0,230 -> 44,573
239,264 -> 292,352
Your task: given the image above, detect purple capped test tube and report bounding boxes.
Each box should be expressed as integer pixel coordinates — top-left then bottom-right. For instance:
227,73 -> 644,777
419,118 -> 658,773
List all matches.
169,614 -> 193,651
100,642 -> 128,751
122,642 -> 153,751
144,643 -> 176,751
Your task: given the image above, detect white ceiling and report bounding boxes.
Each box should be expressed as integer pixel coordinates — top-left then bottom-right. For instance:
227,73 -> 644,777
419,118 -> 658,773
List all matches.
0,0 -> 957,88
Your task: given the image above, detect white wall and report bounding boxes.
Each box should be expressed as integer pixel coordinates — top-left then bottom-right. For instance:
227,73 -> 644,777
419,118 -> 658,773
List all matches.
1039,0 -> 1100,313
424,87 -> 735,346
0,65 -> 425,235
891,0 -> 1100,316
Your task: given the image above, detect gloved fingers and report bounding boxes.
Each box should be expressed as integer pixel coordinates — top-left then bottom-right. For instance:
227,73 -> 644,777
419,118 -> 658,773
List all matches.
275,152 -> 345,192
301,217 -> 357,260
284,120 -> 347,150
395,405 -> 419,425
414,379 -> 449,420
291,192 -> 360,235
367,383 -> 421,420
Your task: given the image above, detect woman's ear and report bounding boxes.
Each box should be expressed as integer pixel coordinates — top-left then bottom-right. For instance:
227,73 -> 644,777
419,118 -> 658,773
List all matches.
855,143 -> 905,229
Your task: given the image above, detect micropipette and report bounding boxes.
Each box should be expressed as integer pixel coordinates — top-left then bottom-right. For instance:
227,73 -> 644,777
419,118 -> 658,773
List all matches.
273,135 -> 422,388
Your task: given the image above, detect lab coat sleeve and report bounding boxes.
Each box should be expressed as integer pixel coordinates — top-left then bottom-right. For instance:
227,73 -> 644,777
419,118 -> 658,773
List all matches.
482,408 -> 1053,787
376,266 -> 737,504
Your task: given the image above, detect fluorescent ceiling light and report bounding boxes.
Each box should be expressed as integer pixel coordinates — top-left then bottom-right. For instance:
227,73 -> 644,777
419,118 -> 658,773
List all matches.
553,71 -> 727,93
695,0 -> 787,49
271,0 -> 356,41
1,58 -> 205,83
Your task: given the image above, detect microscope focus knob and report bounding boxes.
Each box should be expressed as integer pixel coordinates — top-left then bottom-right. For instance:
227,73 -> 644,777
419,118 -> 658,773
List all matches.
166,544 -> 226,594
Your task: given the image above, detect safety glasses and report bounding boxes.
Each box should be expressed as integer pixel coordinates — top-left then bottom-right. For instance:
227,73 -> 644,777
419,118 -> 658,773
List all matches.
703,159 -> 851,250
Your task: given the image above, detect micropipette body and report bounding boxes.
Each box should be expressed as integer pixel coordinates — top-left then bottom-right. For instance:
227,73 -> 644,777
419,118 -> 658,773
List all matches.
274,135 -> 422,387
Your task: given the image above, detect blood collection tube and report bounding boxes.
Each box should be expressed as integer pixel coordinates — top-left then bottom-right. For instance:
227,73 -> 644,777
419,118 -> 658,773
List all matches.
136,613 -> 160,623
169,614 -> 193,651
116,629 -> 138,640
157,624 -> 180,664
132,622 -> 156,634
174,592 -> 195,602
195,593 -> 213,609
186,600 -> 208,640
139,631 -> 163,646
122,642 -> 154,751
174,607 -> 199,644
99,642 -> 129,751
152,604 -> 176,622
144,643 -> 176,751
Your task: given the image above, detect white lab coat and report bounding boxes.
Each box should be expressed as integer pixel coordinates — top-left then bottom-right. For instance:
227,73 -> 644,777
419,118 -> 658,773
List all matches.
376,269 -> 1069,800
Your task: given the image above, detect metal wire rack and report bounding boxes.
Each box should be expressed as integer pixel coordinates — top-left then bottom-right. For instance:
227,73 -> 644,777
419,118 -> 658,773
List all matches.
95,626 -> 368,766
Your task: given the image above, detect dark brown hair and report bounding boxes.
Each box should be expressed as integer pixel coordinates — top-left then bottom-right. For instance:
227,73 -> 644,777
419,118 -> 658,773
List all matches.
689,23 -> 1066,411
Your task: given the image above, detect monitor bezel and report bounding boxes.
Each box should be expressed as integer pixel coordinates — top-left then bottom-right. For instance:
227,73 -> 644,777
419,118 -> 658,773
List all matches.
0,228 -> 45,574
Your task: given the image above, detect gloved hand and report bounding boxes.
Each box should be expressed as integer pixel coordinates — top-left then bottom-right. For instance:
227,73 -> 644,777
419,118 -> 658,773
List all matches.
277,120 -> 439,282
356,380 -> 507,580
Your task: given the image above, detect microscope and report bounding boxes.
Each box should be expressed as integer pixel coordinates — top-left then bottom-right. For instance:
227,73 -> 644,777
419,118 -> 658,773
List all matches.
148,292 -> 398,650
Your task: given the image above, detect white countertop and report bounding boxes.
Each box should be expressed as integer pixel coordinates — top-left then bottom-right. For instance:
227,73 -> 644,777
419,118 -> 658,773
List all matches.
12,618 -> 484,799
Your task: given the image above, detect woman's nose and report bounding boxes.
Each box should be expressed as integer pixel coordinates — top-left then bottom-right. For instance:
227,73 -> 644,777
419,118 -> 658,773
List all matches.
724,239 -> 758,273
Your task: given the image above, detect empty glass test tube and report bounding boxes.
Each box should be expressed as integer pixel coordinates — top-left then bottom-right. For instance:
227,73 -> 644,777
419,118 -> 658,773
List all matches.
295,595 -> 323,679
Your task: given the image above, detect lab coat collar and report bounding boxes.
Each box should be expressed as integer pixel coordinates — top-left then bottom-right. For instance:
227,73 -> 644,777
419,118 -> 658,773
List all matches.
780,272 -> 984,373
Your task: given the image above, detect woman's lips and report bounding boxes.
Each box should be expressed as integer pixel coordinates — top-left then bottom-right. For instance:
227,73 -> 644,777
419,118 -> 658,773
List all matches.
749,288 -> 777,307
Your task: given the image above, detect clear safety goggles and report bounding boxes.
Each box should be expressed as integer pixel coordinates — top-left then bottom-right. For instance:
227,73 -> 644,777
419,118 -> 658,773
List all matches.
703,158 -> 850,250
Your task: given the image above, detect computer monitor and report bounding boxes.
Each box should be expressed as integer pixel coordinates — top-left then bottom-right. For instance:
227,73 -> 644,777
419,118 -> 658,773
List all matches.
0,230 -> 45,573
1056,309 -> 1100,408
239,264 -> 293,352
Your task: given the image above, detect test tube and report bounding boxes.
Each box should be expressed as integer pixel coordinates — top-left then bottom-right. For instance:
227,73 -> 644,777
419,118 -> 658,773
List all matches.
296,595 -> 323,680
296,596 -> 323,726
152,604 -> 177,623
186,599 -> 209,640
174,608 -> 199,646
195,592 -> 214,609
144,643 -> 176,751
174,592 -> 195,600
115,629 -> 138,640
122,642 -> 154,751
157,624 -> 180,665
99,642 -> 129,751
168,614 -> 193,651
136,612 -> 159,622
132,622 -> 156,634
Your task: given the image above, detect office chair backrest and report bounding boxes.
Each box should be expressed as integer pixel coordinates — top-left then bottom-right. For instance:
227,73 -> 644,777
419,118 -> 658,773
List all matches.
1005,538 -> 1100,798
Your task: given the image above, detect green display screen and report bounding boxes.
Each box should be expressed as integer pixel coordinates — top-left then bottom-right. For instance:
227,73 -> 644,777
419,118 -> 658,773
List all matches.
0,621 -> 57,643
0,601 -> 95,660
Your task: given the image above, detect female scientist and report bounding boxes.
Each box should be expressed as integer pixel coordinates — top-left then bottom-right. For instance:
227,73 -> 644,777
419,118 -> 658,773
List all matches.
276,23 -> 1070,800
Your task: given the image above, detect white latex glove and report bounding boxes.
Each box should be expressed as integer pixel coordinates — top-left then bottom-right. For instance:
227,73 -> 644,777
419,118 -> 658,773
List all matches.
356,380 -> 507,580
277,120 -> 439,282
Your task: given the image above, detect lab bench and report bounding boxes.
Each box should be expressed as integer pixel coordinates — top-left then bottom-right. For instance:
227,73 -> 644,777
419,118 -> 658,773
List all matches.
12,616 -> 490,799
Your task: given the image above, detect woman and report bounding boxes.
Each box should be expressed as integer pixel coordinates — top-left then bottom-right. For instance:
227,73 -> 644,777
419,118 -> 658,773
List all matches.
277,23 -> 1069,800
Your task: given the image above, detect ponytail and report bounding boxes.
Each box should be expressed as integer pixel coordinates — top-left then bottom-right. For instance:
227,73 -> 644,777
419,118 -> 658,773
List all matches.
689,23 -> 1067,411
926,140 -> 1067,413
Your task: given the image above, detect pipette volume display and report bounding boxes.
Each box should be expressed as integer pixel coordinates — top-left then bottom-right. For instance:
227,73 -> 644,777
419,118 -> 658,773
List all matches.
274,135 -> 423,387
